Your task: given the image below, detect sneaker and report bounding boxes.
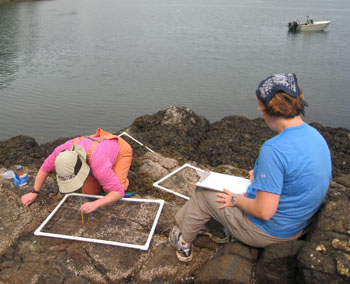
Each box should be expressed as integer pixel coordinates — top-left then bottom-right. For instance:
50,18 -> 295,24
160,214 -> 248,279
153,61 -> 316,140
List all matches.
169,225 -> 193,262
198,226 -> 229,244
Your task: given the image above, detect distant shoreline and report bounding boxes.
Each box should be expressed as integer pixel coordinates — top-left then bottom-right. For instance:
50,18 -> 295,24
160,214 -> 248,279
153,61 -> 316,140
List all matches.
0,0 -> 32,3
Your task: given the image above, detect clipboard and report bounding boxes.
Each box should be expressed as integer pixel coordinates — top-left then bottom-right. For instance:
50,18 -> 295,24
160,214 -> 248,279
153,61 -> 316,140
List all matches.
196,171 -> 251,194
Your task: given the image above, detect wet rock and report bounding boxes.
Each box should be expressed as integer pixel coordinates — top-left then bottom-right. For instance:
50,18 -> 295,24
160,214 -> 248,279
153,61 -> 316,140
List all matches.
139,152 -> 179,180
256,240 -> 307,284
0,170 -> 60,258
195,116 -> 275,169
333,174 -> 350,188
136,239 -> 213,283
332,239 -> 350,253
154,201 -> 178,234
335,252 -> 350,279
127,106 -> 211,160
197,242 -> 258,284
297,246 -> 340,284
82,241 -> 150,283
0,106 -> 349,284
154,164 -> 199,199
139,159 -> 170,181
311,123 -> 350,177
0,136 -> 43,168
295,181 -> 350,284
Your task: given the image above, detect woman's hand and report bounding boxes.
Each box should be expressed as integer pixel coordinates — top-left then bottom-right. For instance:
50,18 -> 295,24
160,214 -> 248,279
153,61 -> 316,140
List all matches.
80,191 -> 122,214
80,201 -> 100,214
21,170 -> 48,207
216,189 -> 235,209
21,192 -> 38,206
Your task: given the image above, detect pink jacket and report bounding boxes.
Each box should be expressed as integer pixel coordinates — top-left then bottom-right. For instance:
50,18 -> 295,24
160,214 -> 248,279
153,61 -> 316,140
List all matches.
40,134 -> 124,196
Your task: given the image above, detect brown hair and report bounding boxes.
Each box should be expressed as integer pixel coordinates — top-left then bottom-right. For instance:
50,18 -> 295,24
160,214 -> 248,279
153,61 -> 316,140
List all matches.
258,87 -> 307,118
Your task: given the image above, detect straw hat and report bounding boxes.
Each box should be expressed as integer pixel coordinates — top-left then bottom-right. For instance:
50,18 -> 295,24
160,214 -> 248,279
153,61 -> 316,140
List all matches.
55,145 -> 90,193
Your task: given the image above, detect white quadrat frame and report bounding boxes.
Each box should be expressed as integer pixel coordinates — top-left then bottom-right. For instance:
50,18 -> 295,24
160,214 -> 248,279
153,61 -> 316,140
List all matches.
34,193 -> 164,251
153,163 -> 204,200
118,132 -> 154,153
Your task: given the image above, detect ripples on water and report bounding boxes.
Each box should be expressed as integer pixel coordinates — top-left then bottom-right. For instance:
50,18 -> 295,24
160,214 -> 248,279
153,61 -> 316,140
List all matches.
0,0 -> 349,143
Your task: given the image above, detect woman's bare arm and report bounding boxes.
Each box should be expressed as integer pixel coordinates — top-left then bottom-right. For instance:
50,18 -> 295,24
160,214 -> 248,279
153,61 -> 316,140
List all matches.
216,189 -> 280,220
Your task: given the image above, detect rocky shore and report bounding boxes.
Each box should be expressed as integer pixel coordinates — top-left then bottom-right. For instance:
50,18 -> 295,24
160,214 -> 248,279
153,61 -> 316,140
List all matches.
0,106 -> 349,283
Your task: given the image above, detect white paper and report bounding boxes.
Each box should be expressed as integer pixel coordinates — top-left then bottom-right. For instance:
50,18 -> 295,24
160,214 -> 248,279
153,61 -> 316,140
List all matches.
196,171 -> 251,194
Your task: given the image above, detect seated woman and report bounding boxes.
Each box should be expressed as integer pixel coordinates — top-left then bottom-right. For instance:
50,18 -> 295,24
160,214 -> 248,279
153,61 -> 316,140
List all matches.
21,128 -> 132,214
169,73 -> 332,262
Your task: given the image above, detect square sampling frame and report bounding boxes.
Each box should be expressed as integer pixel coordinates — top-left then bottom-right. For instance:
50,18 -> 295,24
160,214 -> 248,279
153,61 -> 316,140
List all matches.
153,163 -> 250,199
153,163 -> 205,200
118,132 -> 154,153
34,193 -> 164,250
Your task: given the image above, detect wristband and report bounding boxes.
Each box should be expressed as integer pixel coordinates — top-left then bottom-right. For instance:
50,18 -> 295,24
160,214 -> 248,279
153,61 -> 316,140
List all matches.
231,193 -> 237,206
31,189 -> 39,194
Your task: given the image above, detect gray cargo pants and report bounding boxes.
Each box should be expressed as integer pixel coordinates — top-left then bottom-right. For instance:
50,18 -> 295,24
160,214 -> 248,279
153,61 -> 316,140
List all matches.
175,188 -> 302,248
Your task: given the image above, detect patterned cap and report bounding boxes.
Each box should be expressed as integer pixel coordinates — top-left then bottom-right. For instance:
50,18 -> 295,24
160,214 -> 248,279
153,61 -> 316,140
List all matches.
256,73 -> 300,104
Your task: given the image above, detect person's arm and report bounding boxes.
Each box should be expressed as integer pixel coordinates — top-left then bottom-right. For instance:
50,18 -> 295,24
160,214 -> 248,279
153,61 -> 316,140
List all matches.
216,189 -> 280,220
249,170 -> 254,181
21,139 -> 73,206
235,190 -> 279,220
21,170 -> 49,206
80,191 -> 122,214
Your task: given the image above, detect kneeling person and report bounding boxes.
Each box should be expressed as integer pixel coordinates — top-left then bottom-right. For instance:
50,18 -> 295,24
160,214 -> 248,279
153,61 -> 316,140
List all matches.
21,128 -> 133,214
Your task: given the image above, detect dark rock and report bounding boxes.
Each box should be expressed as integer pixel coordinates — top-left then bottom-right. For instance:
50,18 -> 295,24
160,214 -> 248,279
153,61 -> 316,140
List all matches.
333,174 -> 350,188
297,246 -> 344,284
256,240 -> 306,284
127,106 -> 211,161
195,116 -> 274,169
40,137 -> 73,158
135,241 -> 213,283
197,242 -> 258,284
0,135 -> 43,168
310,123 -> 350,177
296,181 -> 350,284
0,106 -> 349,284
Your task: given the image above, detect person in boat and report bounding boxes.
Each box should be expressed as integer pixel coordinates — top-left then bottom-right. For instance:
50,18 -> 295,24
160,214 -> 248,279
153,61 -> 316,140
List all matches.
21,128 -> 133,213
169,73 -> 332,262
306,16 -> 314,25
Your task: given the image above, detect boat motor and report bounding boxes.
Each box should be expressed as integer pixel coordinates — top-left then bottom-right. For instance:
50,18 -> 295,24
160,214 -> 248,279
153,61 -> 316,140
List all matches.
288,21 -> 299,32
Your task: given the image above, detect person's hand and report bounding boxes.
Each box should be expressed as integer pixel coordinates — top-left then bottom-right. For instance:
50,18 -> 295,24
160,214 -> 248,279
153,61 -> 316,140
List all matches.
216,189 -> 235,209
21,192 -> 38,206
80,201 -> 99,214
249,170 -> 254,181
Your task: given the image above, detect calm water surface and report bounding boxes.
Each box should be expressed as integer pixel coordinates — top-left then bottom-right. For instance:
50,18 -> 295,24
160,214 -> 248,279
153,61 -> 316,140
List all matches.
0,0 -> 349,143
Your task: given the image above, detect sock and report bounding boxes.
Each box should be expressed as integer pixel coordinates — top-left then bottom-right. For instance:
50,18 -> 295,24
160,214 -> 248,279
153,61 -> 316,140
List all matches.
179,234 -> 190,246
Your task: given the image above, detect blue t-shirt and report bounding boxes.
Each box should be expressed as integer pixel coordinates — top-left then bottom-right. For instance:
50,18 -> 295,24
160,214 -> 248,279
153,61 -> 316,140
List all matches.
246,123 -> 332,238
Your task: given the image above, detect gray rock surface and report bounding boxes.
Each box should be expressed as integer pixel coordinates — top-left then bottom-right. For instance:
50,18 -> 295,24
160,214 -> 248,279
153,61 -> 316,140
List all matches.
0,106 -> 349,283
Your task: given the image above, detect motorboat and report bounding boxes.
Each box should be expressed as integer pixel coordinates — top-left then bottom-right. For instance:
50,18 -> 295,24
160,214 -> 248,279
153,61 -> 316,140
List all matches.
288,16 -> 331,32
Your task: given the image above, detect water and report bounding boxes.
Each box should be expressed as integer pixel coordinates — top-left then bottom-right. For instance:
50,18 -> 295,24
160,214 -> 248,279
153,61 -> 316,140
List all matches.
0,0 -> 349,144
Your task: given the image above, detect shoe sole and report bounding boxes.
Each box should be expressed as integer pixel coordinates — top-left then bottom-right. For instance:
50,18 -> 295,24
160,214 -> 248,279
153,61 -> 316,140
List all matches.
176,250 -> 193,262
198,231 -> 228,244
169,233 -> 193,262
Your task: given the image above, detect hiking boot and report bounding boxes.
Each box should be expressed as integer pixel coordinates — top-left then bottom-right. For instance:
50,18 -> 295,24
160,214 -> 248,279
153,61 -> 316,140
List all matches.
169,225 -> 193,262
198,226 -> 229,244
